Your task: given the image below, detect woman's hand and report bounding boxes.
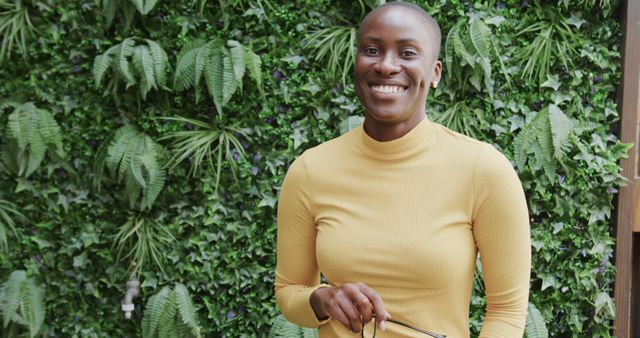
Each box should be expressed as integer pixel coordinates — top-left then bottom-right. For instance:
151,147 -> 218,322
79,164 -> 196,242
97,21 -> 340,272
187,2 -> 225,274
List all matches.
309,282 -> 391,333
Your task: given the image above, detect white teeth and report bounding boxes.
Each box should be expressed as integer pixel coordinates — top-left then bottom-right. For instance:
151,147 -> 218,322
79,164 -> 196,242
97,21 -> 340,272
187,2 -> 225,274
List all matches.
372,85 -> 406,93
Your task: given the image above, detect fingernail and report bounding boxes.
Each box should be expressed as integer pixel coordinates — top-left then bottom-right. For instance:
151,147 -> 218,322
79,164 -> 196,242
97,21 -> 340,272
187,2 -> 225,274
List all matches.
380,320 -> 386,331
385,311 -> 391,318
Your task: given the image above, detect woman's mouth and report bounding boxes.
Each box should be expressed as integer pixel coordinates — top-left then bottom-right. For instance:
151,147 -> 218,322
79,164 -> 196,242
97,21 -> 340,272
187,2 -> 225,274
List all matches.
370,84 -> 408,94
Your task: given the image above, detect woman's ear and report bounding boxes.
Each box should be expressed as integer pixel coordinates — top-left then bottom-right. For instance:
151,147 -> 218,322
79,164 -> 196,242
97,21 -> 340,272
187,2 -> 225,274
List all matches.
431,60 -> 442,86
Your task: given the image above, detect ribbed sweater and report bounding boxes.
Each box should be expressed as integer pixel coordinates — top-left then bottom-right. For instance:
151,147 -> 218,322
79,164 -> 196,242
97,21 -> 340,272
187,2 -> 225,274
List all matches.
275,117 -> 531,338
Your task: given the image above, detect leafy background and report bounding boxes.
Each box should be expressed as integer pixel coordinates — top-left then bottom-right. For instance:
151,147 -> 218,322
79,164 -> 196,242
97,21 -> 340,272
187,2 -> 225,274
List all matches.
0,0 -> 628,337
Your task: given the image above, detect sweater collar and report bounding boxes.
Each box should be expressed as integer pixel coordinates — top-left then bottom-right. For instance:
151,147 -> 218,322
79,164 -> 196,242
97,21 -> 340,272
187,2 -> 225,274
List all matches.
357,116 -> 435,159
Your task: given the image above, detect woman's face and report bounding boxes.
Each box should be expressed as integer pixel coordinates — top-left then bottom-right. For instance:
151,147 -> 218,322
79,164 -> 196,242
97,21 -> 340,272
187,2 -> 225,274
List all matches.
355,7 -> 442,127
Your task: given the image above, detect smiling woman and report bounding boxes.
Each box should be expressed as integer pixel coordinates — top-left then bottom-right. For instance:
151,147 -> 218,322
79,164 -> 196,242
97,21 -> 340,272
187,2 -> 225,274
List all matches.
275,2 -> 531,338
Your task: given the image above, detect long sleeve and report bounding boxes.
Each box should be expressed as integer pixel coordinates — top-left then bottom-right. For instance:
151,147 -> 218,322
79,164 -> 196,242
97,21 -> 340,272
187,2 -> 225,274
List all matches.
472,145 -> 531,338
275,154 -> 330,327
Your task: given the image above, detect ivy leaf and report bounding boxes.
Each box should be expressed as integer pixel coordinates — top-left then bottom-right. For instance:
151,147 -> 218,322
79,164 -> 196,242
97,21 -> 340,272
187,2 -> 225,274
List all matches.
541,75 -> 561,91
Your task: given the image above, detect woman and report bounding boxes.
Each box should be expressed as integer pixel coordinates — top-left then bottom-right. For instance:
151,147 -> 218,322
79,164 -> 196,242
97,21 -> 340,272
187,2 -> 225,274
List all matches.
275,2 -> 531,337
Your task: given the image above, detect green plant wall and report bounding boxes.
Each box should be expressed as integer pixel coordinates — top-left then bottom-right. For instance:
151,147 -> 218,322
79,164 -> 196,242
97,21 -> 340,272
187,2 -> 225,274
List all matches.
0,0 -> 627,337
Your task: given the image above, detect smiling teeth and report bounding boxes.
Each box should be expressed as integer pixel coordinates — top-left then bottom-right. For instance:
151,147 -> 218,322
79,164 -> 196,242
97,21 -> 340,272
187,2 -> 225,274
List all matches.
372,85 -> 406,93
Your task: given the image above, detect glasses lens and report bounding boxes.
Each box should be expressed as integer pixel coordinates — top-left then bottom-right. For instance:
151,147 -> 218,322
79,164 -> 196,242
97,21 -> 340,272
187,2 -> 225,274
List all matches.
361,319 -> 376,338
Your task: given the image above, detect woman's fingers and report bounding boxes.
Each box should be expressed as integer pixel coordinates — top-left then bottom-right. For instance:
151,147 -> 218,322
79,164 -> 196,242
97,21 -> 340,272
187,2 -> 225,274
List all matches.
312,282 -> 388,333
356,283 -> 390,331
337,296 -> 363,333
354,294 -> 374,323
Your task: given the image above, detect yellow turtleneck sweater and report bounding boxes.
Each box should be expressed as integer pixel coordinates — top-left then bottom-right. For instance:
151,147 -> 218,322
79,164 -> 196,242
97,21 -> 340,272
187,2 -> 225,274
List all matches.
275,117 -> 531,338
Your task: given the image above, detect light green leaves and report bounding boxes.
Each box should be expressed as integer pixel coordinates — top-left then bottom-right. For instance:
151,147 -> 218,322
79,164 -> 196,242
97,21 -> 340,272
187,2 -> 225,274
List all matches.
444,17 -> 507,95
525,302 -> 548,338
94,125 -> 166,210
159,116 -> 247,192
142,284 -> 202,338
0,199 -> 23,254
173,40 -> 263,115
304,25 -> 357,85
513,104 -> 575,180
1,102 -> 64,178
0,1 -> 36,62
268,314 -> 319,338
113,215 -> 173,274
100,0 -> 159,29
0,270 -> 45,338
513,19 -> 583,85
93,38 -> 169,100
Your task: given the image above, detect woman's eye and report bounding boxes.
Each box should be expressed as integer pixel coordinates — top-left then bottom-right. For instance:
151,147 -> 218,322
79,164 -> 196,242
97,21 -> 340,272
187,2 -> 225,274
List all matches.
363,47 -> 379,55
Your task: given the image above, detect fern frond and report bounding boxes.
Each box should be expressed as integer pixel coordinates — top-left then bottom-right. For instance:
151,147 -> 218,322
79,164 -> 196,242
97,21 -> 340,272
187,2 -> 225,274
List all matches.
23,278 -> 45,338
548,104 -> 574,158
106,125 -> 137,179
3,102 -> 64,177
525,302 -> 548,338
102,0 -> 118,27
452,23 -> 475,67
100,125 -> 165,210
174,284 -> 201,338
221,51 -> 237,105
243,46 -> 263,96
157,290 -> 178,337
444,22 -> 458,81
469,18 -> 492,59
269,314 -> 319,338
145,39 -> 169,88
24,131 -> 45,177
129,0 -> 145,14
227,40 -> 246,92
193,42 -> 213,90
142,286 -> 171,338
1,270 -> 26,328
142,0 -> 158,14
173,41 -> 204,92
205,49 -> 224,114
96,38 -> 168,99
132,45 -> 157,99
117,38 -> 136,87
93,53 -> 113,86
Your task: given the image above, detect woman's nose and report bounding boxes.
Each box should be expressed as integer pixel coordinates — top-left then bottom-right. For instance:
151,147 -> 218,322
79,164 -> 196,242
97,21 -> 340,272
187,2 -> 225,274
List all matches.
373,54 -> 401,76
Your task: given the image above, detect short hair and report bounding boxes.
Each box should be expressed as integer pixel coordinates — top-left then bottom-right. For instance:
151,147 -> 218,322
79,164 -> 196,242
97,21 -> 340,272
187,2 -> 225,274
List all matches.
358,1 -> 442,57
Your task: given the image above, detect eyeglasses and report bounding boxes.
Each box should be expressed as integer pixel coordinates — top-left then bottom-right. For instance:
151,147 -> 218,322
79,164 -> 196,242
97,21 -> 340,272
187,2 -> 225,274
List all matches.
361,315 -> 446,338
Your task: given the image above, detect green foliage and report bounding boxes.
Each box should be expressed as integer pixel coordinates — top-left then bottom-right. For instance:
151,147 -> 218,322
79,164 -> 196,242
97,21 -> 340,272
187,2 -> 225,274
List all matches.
1,102 -> 64,178
444,16 -> 509,95
159,116 -> 247,192
113,214 -> 174,275
512,13 -> 583,85
0,270 -> 45,337
141,284 -> 202,338
513,104 -> 575,180
269,314 -> 319,338
304,25 -> 356,85
430,100 -> 487,139
93,37 -> 169,100
0,0 -> 36,62
0,199 -> 23,254
0,0 -> 626,337
100,0 -> 159,29
525,302 -> 549,338
94,125 -> 166,211
173,39 -> 263,115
